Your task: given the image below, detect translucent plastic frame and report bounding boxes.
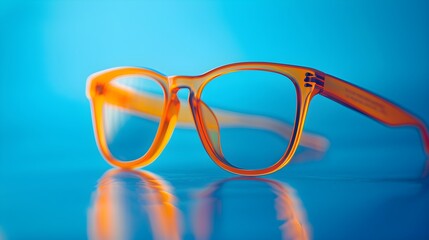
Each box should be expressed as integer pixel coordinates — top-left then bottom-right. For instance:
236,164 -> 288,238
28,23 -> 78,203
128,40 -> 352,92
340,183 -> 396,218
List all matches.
87,62 -> 429,176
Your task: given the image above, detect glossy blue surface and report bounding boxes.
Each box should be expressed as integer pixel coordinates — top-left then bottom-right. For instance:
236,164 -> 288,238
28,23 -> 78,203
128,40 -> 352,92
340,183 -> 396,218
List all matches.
1,163 -> 428,239
1,0 -> 428,239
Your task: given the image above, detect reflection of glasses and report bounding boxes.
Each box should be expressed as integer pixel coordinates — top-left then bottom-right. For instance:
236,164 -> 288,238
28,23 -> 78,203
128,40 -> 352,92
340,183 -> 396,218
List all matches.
87,62 -> 429,176
193,177 -> 310,240
89,169 -> 308,240
88,169 -> 182,240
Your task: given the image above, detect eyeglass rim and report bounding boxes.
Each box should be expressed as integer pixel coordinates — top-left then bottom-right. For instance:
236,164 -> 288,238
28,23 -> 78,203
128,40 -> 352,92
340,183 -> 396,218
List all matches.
87,62 -> 319,175
88,61 -> 429,177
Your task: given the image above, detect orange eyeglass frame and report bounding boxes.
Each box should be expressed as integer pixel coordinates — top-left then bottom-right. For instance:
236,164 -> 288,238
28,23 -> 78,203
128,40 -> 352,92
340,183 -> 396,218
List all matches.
87,62 -> 429,176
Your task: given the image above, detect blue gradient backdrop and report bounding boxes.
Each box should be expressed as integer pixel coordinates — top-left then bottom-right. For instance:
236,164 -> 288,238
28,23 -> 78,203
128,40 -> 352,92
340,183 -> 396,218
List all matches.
1,1 -> 429,239
1,0 -> 428,175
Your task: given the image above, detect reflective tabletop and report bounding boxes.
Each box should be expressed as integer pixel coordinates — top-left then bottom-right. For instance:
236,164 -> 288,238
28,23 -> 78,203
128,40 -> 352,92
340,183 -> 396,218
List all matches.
1,154 -> 428,240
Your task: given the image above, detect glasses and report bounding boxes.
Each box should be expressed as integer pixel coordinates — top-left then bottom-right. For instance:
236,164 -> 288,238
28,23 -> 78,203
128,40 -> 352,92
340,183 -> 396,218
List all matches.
87,62 -> 429,176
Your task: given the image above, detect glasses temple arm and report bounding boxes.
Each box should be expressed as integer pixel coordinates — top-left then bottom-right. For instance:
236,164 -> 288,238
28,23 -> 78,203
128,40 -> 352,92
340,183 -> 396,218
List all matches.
102,84 -> 329,152
320,74 -> 429,156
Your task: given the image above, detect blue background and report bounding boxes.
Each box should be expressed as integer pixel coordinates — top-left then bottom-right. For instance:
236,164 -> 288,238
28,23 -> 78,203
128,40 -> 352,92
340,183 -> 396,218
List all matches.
1,0 -> 428,239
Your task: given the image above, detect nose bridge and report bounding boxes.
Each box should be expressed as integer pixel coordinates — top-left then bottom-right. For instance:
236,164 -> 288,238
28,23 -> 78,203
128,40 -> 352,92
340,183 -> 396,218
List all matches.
168,75 -> 203,94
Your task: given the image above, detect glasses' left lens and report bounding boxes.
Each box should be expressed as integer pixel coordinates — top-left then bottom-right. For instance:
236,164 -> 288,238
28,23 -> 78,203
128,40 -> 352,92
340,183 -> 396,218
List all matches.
200,70 -> 297,170
102,75 -> 165,162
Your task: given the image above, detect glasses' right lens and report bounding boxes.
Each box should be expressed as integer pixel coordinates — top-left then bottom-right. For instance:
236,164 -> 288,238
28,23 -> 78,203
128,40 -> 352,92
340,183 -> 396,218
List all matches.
102,76 -> 165,162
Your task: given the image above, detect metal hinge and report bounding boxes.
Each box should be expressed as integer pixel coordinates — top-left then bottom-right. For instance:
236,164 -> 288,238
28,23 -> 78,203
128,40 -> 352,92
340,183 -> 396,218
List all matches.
95,83 -> 105,95
304,71 -> 325,89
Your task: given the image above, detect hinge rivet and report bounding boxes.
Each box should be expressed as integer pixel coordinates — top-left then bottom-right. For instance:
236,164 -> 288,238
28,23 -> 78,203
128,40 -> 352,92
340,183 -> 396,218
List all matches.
96,84 -> 104,95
